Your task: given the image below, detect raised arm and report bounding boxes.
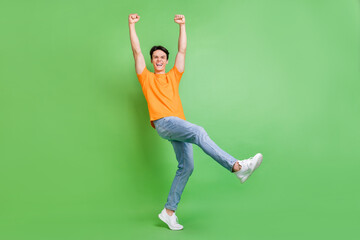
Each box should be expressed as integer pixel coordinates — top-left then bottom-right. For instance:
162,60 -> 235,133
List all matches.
174,15 -> 186,73
128,13 -> 146,74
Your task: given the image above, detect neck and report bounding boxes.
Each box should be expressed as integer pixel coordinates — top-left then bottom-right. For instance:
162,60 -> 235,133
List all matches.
155,69 -> 165,74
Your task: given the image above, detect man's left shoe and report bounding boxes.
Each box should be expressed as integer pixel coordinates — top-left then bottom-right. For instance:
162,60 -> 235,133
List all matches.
234,153 -> 263,183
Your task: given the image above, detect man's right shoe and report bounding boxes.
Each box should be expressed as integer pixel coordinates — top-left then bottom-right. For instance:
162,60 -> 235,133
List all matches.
234,153 -> 263,183
158,208 -> 184,230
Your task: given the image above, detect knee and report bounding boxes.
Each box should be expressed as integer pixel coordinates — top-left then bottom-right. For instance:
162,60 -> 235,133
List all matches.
185,163 -> 194,176
179,161 -> 194,176
194,126 -> 208,143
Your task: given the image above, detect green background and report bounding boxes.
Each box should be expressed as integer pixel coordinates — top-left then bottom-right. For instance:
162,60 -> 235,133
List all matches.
1,0 -> 359,239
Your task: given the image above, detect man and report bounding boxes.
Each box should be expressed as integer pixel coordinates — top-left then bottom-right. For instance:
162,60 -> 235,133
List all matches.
128,13 -> 263,230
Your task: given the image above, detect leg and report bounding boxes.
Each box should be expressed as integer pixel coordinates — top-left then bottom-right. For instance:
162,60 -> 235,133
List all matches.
165,141 -> 194,211
154,117 -> 237,172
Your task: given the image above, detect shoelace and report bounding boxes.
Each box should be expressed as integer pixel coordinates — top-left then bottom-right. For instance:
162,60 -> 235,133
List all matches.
171,214 -> 179,224
239,158 -> 251,172
248,157 -> 254,165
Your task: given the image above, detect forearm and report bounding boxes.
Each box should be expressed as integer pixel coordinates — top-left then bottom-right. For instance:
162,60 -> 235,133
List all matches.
129,23 -> 141,54
178,24 -> 187,53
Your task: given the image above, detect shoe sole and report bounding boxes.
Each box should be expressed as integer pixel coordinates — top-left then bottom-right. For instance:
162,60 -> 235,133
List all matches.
158,213 -> 183,230
241,153 -> 263,183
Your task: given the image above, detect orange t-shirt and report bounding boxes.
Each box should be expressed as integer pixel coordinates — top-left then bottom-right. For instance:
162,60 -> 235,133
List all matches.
136,65 -> 186,129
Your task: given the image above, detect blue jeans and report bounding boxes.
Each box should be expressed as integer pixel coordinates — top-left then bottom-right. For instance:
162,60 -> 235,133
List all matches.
153,116 -> 238,211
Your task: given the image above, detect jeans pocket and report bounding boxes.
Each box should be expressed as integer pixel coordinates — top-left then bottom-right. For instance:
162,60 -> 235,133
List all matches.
156,126 -> 171,140
155,118 -> 173,140
162,117 -> 175,127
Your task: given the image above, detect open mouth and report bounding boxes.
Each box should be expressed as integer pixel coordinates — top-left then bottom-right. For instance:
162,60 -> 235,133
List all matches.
156,63 -> 163,67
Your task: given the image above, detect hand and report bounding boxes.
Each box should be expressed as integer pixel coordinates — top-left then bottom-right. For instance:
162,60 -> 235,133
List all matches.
174,14 -> 185,25
129,13 -> 140,24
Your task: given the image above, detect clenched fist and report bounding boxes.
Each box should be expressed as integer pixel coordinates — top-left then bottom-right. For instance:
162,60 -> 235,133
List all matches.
129,13 -> 140,24
174,14 -> 185,25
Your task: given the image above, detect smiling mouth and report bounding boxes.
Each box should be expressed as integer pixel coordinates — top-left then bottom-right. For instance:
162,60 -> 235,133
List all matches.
156,63 -> 163,67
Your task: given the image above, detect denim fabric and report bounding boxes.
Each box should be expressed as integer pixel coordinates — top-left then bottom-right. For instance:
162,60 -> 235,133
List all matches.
153,116 -> 237,211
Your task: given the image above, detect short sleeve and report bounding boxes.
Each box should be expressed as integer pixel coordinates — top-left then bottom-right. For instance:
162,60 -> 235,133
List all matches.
136,66 -> 150,86
172,65 -> 184,83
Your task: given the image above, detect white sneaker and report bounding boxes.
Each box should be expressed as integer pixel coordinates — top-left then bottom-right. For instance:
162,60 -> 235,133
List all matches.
234,153 -> 263,183
158,208 -> 184,230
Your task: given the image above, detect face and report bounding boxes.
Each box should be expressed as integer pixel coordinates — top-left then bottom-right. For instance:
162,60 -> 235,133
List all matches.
151,50 -> 168,72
